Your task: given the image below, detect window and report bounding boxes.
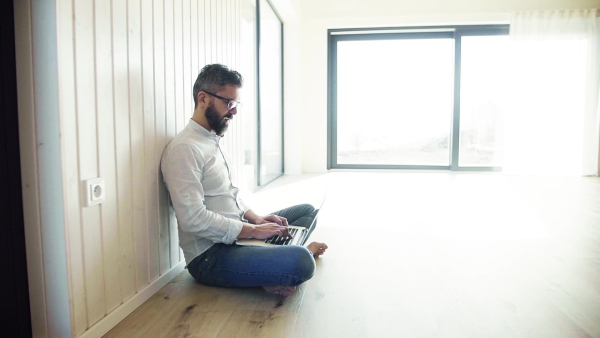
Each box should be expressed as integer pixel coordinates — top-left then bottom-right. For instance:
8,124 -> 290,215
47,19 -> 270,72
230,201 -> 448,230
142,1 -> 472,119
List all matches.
241,0 -> 284,190
458,34 -> 509,167
328,26 -> 509,170
257,0 -> 284,185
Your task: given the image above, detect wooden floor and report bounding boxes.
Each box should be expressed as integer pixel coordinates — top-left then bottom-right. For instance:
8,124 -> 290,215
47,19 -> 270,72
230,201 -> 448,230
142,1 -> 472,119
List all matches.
104,172 -> 600,338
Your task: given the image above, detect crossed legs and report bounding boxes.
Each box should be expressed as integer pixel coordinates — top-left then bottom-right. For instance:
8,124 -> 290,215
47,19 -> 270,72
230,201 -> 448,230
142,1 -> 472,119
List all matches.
187,204 -> 327,296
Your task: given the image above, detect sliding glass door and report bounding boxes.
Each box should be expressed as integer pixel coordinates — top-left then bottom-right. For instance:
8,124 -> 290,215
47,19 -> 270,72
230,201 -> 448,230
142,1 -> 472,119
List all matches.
335,35 -> 454,167
328,26 -> 509,170
458,35 -> 509,167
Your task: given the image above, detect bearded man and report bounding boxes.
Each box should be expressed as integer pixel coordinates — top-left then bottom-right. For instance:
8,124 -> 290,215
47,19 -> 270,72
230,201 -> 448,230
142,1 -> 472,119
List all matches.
161,64 -> 327,296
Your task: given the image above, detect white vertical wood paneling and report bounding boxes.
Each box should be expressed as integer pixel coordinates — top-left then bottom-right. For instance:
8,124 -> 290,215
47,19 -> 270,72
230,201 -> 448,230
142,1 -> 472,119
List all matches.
164,0 -> 175,143
228,0 -> 233,66
236,0 -> 243,186
141,0 -> 160,283
56,0 -> 86,335
210,0 -> 217,62
182,0 -> 192,121
163,0 -> 181,269
191,0 -> 199,85
235,0 -> 243,189
205,0 -> 211,63
154,0 -> 171,276
94,0 -> 121,316
73,0 -> 107,329
198,0 -> 207,72
127,0 -> 150,293
112,0 -> 137,304
205,1 -> 210,63
174,0 -> 185,133
217,0 -> 223,62
30,0 -> 250,335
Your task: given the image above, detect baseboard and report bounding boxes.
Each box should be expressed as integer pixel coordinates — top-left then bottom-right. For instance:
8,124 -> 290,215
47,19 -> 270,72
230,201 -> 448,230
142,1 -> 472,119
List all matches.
78,262 -> 185,338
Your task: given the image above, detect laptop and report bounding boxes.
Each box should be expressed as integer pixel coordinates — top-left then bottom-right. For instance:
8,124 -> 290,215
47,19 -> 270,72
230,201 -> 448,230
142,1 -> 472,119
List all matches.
236,197 -> 324,247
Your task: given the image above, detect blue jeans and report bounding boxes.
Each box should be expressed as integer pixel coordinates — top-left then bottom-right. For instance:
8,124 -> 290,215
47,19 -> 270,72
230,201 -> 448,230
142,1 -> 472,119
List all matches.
187,204 -> 318,287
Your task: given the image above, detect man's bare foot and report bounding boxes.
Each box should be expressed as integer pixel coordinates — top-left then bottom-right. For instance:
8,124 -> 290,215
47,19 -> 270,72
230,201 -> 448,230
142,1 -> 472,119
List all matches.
306,242 -> 328,258
263,285 -> 297,297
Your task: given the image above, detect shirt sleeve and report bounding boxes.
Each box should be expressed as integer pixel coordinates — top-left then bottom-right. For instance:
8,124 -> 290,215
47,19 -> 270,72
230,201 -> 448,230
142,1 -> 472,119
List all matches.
162,143 -> 243,244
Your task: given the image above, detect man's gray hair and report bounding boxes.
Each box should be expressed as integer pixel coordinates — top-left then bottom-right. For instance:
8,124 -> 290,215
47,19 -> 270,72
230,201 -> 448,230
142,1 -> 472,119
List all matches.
193,64 -> 243,108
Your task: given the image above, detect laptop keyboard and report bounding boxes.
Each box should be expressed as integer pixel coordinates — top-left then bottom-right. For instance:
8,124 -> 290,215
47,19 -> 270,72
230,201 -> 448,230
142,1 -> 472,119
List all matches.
265,227 -> 301,245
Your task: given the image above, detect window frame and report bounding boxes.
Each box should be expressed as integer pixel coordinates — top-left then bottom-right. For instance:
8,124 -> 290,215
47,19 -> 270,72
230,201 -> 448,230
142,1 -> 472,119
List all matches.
327,25 -> 509,171
256,0 -> 285,186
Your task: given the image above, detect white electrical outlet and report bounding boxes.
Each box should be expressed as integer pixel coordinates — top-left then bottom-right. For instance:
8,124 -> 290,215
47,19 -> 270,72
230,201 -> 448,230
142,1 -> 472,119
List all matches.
84,178 -> 105,207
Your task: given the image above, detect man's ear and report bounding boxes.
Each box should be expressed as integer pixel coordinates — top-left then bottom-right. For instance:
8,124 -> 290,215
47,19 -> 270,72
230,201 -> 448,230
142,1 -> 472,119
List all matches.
197,91 -> 209,106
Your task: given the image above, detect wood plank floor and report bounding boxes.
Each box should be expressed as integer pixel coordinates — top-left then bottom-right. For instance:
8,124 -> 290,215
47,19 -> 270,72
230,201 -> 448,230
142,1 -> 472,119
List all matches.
104,172 -> 600,338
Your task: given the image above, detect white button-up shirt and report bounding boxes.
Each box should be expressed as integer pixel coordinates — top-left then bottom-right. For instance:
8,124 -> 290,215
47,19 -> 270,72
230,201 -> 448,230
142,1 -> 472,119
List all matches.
161,120 -> 249,264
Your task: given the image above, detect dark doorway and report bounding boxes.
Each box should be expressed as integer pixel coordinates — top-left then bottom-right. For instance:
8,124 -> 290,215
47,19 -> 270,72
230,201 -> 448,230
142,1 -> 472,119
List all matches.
0,1 -> 33,337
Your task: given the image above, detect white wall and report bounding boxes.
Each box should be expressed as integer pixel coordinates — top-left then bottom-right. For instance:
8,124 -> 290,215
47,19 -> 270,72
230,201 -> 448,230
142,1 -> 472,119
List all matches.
294,0 -> 600,173
16,0 -> 250,337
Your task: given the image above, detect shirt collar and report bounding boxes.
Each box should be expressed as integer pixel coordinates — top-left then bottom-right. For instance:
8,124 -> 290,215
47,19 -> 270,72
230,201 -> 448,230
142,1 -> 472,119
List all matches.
188,119 -> 220,140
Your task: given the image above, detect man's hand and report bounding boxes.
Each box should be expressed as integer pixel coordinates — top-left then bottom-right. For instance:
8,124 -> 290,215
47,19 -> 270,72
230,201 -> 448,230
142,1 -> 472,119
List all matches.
237,222 -> 292,240
243,210 -> 288,227
252,223 -> 291,239
257,214 -> 288,226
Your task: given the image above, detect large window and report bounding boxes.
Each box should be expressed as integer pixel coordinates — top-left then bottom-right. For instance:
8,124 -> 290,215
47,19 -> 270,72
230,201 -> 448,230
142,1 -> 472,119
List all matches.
241,0 -> 284,190
257,0 -> 284,185
328,26 -> 509,170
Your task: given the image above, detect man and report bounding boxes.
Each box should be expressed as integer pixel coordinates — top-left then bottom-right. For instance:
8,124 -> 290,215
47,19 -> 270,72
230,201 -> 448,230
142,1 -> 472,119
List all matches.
161,64 -> 327,297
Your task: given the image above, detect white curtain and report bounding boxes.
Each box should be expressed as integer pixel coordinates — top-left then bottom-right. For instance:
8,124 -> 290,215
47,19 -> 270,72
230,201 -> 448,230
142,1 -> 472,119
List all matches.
504,9 -> 600,176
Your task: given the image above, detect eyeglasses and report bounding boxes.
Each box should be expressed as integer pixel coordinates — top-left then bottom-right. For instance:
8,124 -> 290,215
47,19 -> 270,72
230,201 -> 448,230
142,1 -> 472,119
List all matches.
202,90 -> 241,111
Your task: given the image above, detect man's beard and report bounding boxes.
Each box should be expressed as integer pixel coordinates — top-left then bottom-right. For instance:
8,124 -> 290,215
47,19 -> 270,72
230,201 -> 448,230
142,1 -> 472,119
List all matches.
205,103 -> 232,136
